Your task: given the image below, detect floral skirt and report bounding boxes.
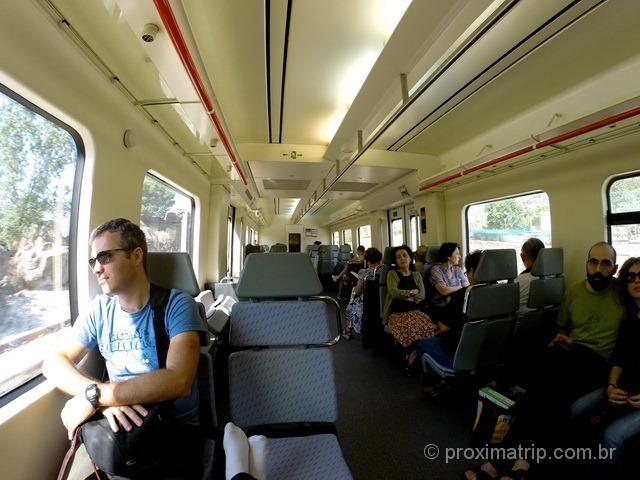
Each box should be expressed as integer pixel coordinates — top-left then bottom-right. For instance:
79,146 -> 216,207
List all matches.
387,309 -> 438,347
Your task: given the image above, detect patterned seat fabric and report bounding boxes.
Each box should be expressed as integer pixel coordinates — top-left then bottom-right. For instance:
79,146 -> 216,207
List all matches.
265,435 -> 352,480
228,349 -> 337,427
230,301 -> 335,346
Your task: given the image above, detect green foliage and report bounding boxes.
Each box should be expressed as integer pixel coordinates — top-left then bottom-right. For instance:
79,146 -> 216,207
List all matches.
610,176 -> 640,213
0,96 -> 76,248
140,176 -> 176,222
485,199 -> 528,229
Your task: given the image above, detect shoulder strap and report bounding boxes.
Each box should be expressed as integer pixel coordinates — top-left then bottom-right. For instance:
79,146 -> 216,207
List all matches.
149,283 -> 171,368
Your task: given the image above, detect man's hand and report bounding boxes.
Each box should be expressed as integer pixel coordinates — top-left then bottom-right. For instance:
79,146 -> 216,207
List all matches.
607,385 -> 628,405
627,393 -> 640,408
102,405 -> 148,432
549,332 -> 574,348
61,395 -> 96,439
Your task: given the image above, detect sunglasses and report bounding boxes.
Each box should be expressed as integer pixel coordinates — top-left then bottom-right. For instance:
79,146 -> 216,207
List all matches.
625,271 -> 640,283
89,248 -> 132,269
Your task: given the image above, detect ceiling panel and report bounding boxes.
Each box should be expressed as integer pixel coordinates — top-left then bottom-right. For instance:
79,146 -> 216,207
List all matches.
398,0 -> 640,156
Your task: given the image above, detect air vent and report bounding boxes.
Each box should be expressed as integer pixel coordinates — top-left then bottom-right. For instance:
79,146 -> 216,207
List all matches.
245,189 -> 253,201
263,179 -> 311,190
330,181 -> 377,192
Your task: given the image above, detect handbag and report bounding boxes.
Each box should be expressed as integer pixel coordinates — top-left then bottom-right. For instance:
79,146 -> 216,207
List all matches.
58,284 -> 173,479
80,402 -> 172,477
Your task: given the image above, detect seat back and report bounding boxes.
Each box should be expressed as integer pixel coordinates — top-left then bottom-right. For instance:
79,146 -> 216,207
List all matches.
452,249 -> 519,371
147,252 -> 200,296
146,252 -> 207,337
414,245 -> 427,275
245,244 -> 262,258
269,243 -> 287,253
338,244 -> 352,266
317,245 -> 339,274
229,253 -> 341,429
515,247 -> 565,341
145,252 -> 216,476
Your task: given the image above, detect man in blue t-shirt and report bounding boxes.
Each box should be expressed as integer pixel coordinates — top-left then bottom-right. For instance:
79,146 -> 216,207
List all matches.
44,218 -> 206,478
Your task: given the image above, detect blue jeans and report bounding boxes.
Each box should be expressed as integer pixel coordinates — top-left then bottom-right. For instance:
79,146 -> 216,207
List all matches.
571,387 -> 640,477
415,335 -> 452,371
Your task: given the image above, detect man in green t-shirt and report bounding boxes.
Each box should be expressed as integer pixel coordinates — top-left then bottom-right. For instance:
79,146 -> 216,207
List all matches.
481,243 -> 625,479
553,241 -> 625,363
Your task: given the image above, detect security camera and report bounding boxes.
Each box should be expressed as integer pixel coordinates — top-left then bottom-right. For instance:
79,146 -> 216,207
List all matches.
141,23 -> 159,43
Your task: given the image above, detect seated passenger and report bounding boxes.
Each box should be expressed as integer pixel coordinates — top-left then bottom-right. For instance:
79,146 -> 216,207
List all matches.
570,256 -> 640,479
416,250 -> 482,394
514,237 -> 545,312
43,218 -> 206,479
334,245 -> 365,298
468,242 -> 625,480
343,247 -> 383,339
429,242 -> 469,322
383,245 -> 438,367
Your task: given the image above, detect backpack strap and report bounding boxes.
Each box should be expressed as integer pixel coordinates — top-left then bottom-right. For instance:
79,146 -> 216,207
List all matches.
149,283 -> 171,368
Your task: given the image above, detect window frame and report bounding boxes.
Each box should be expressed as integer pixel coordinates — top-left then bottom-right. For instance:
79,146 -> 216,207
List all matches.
0,83 -> 85,404
606,171 -> 640,239
141,172 -> 196,257
464,190 -> 551,260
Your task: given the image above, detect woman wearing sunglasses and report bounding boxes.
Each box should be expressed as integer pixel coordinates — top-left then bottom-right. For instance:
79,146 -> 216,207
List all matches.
570,256 -> 640,478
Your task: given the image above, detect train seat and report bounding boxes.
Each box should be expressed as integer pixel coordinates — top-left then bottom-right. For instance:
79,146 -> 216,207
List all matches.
422,245 -> 441,305
146,252 -> 208,339
244,244 -> 262,258
338,244 -> 352,266
511,248 -> 565,362
421,249 -> 519,378
145,251 -> 217,479
228,253 -> 352,479
269,243 -> 287,253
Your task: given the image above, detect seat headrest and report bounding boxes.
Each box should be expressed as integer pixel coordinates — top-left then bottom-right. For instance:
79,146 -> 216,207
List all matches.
531,248 -> 563,277
339,245 -> 352,253
245,244 -> 262,256
383,246 -> 395,265
269,244 -> 287,253
426,246 -> 440,263
236,253 -> 322,297
415,245 -> 427,259
147,252 -> 200,297
473,249 -> 517,282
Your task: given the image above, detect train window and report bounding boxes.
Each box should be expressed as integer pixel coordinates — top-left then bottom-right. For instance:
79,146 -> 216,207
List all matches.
332,231 -> 340,245
0,85 -> 83,399
343,229 -> 353,249
391,218 -> 404,246
607,173 -> 640,266
466,192 -> 551,273
358,225 -> 372,249
140,174 -> 194,256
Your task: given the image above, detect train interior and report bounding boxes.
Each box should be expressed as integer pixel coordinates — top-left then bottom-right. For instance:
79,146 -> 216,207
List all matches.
1,0 -> 640,478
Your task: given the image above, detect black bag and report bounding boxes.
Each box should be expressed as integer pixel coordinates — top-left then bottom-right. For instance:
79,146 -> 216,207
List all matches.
80,284 -> 172,477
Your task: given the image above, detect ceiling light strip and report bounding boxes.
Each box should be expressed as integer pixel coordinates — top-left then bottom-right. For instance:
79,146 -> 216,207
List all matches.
153,0 -> 248,185
292,0 -> 517,223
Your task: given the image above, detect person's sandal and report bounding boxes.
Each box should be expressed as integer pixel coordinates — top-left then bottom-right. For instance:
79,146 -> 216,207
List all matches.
462,463 -> 499,480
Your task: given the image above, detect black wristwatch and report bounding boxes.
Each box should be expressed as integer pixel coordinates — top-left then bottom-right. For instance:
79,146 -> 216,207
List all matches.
85,383 -> 100,409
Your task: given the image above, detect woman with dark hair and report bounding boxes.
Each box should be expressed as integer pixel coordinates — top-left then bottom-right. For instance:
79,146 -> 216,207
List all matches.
383,245 -> 438,366
430,242 -> 469,307
343,247 -> 383,339
569,256 -> 640,479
